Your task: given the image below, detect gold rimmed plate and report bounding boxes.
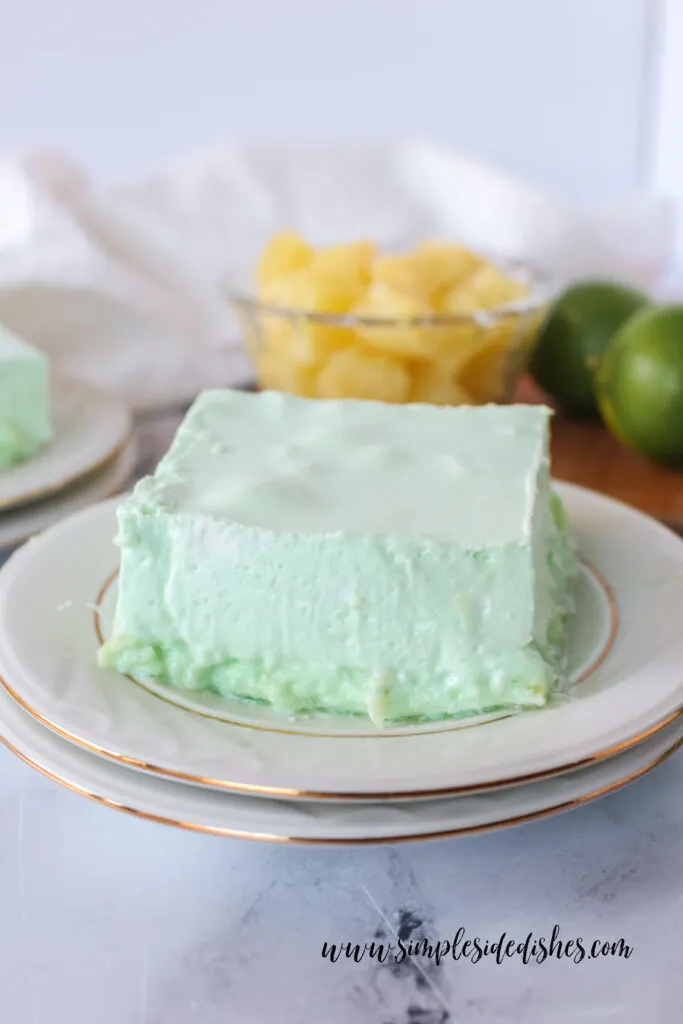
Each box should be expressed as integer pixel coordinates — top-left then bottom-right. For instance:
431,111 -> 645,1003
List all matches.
0,483 -> 681,801
0,376 -> 131,512
0,684 -> 681,843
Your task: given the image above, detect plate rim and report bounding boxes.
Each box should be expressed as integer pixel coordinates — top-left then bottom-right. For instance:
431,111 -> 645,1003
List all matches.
0,481 -> 682,800
0,375 -> 132,512
0,696 -> 680,845
2,666 -> 679,800
0,439 -> 138,551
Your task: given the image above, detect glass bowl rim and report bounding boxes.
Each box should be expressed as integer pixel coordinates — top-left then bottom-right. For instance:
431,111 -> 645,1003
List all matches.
222,258 -> 551,329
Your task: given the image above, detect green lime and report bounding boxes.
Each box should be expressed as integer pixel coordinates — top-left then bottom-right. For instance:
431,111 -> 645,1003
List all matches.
529,281 -> 650,416
596,305 -> 683,466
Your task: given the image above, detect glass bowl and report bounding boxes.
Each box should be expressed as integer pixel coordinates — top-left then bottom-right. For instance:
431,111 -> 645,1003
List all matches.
225,261 -> 548,406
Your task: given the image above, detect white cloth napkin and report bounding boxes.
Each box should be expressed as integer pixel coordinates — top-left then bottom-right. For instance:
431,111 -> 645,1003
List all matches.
0,141 -> 675,412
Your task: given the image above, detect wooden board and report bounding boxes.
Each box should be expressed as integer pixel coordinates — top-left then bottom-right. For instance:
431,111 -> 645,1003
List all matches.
515,378 -> 683,531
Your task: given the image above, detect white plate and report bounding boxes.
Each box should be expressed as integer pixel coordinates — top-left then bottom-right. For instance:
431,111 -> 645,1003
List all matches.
0,441 -> 138,552
0,685 -> 680,844
0,376 -> 131,511
0,483 -> 682,800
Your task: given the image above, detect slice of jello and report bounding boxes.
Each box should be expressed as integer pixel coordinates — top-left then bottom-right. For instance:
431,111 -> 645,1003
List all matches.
0,325 -> 52,470
98,390 -> 578,726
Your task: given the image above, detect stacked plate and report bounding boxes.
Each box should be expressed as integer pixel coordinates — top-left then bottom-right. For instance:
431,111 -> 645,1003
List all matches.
0,376 -> 135,552
0,481 -> 681,845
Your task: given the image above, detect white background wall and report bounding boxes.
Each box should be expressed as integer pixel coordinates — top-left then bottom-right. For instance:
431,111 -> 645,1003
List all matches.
0,0 -> 663,206
651,0 -> 683,264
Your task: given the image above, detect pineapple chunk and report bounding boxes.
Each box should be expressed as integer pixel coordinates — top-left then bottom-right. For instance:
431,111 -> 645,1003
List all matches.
313,241 -> 376,285
356,280 -> 430,318
261,314 -> 295,352
409,361 -> 474,406
371,254 -> 435,301
261,263 -> 364,314
355,282 -> 434,357
413,242 -> 485,300
256,232 -> 313,287
442,264 -> 528,314
303,324 -> 353,364
257,348 -> 318,397
317,346 -> 410,403
457,322 -> 517,402
372,245 -> 484,304
265,315 -> 351,369
259,273 -> 304,308
430,323 -> 491,372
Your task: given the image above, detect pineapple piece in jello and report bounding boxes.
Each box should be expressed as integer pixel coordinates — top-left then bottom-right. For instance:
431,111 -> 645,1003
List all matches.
317,345 -> 410,403
257,232 -> 313,287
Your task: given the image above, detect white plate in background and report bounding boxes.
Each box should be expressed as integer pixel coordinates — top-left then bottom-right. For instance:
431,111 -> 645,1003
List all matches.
0,376 -> 131,511
0,440 -> 137,553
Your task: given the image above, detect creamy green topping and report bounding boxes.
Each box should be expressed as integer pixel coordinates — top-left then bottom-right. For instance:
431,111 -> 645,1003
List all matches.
138,390 -> 551,544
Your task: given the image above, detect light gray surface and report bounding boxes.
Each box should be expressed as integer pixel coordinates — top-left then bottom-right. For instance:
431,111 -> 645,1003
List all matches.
0,411 -> 681,1023
1,741 -> 682,1023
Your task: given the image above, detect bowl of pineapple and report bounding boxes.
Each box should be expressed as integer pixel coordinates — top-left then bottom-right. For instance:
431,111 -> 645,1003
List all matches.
227,233 -> 547,405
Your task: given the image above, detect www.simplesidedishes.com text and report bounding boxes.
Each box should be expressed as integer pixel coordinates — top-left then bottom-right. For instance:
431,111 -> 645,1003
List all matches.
322,925 -> 633,967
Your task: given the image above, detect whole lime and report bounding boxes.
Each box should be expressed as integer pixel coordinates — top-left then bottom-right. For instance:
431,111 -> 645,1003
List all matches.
529,281 -> 650,416
596,305 -> 683,466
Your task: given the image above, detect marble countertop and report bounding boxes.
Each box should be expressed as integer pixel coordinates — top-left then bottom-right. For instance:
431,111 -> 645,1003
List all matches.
0,411 -> 681,1024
